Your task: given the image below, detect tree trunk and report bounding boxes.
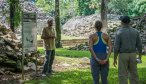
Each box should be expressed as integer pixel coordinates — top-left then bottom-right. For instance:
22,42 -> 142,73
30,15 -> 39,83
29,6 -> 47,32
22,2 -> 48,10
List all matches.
10,0 -> 15,32
101,0 -> 108,33
70,0 -> 75,17
55,0 -> 62,48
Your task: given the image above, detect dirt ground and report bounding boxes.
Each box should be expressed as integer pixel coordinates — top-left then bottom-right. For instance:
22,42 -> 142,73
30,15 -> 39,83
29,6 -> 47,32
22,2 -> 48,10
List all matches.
0,56 -> 90,84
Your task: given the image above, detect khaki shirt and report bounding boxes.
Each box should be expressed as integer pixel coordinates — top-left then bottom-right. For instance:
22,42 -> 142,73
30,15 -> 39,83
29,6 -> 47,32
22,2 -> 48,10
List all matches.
41,27 -> 56,50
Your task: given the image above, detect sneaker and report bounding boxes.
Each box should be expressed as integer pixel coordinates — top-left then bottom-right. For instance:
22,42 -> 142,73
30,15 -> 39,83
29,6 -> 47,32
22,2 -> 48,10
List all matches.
41,74 -> 46,77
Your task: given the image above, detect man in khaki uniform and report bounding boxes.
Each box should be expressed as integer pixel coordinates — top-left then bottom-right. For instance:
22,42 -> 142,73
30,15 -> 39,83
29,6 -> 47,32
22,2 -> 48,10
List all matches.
41,19 -> 56,76
113,16 -> 142,84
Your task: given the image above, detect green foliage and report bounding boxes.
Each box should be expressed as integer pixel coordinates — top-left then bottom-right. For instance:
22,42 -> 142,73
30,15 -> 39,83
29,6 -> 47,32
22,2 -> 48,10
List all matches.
78,0 -> 99,16
36,0 -> 55,15
131,0 -> 146,16
14,1 -> 21,27
36,0 -> 100,25
35,0 -> 145,24
7,0 -> 21,27
60,0 -> 75,24
108,0 -> 132,15
108,0 -> 146,16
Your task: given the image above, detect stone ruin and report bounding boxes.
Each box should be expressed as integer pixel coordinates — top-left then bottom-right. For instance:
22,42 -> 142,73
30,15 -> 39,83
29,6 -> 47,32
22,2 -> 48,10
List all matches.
66,14 -> 146,55
63,14 -> 121,38
0,25 -> 39,75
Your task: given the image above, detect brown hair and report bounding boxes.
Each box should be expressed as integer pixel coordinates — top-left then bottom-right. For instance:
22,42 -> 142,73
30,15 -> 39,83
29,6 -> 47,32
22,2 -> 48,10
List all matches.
95,20 -> 103,31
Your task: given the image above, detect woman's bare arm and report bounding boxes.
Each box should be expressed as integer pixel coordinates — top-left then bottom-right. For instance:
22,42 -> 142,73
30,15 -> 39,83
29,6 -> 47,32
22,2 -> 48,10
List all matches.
88,34 -> 101,61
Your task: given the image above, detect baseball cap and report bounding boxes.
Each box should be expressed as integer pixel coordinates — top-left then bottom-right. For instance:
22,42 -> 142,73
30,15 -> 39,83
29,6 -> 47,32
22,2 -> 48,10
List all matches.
119,16 -> 131,23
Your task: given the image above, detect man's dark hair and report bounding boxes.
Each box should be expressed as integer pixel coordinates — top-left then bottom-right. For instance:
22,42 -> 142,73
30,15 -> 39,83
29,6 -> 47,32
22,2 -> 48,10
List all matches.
119,16 -> 131,24
95,20 -> 103,31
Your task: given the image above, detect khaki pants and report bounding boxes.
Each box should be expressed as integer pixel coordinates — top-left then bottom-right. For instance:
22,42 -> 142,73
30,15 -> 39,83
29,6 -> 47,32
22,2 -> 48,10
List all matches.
118,53 -> 139,84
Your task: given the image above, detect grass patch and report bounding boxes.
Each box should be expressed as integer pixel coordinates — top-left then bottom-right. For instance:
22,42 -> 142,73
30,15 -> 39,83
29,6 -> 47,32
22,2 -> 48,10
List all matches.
37,34 -> 87,41
33,48 -> 146,84
37,47 -> 44,54
24,64 -> 146,84
56,48 -> 90,58
24,69 -> 93,84
38,47 -> 91,58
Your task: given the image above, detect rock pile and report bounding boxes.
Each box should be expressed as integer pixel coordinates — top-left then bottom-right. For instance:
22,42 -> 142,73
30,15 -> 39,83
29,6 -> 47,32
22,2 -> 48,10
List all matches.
68,42 -> 88,51
0,25 -> 22,73
63,14 -> 120,38
0,25 -> 38,75
66,14 -> 146,54
132,15 -> 146,54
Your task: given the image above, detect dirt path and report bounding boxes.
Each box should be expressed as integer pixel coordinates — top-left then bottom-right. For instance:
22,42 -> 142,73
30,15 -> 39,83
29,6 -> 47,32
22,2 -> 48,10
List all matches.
52,56 -> 90,71
0,56 -> 90,84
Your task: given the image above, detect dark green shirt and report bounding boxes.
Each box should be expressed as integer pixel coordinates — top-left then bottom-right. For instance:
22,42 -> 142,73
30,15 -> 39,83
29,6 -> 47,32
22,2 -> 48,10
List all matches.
114,27 -> 142,54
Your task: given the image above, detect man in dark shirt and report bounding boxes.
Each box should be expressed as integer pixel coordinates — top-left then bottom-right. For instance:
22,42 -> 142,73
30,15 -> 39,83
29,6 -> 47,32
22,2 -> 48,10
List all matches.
113,16 -> 142,84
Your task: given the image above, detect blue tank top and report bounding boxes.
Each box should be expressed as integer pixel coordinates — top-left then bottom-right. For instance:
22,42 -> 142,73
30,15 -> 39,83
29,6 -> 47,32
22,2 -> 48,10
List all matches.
93,32 -> 107,53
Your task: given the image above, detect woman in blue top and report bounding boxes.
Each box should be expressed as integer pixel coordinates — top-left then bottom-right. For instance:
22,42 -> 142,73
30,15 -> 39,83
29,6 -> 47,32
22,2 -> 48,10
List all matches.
89,21 -> 112,84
